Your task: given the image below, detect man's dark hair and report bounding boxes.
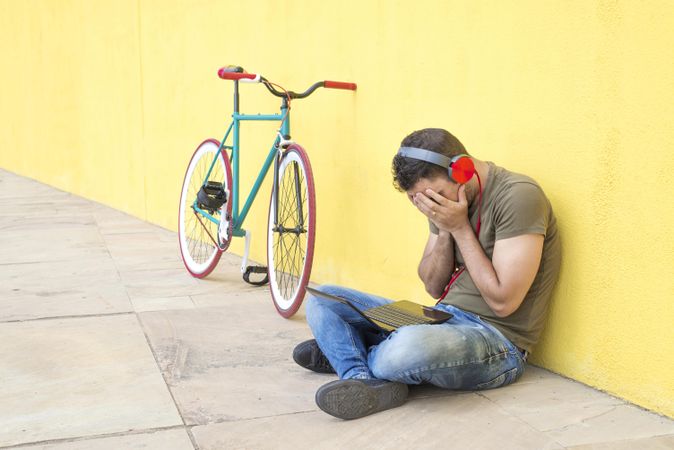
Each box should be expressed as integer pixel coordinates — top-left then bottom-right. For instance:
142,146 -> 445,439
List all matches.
391,128 -> 468,191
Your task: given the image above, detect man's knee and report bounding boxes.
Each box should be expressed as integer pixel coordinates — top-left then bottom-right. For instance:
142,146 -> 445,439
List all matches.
305,286 -> 344,326
369,325 -> 467,381
306,285 -> 346,320
370,326 -> 435,378
316,284 -> 351,297
305,295 -> 325,327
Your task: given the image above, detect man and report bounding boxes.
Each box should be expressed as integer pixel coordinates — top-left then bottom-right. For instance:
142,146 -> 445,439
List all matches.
293,128 -> 561,420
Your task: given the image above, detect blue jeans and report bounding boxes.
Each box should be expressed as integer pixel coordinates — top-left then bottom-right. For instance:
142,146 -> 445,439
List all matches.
305,285 -> 526,390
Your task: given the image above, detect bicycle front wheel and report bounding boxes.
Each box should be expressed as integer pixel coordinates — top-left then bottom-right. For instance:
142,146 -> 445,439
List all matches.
267,144 -> 316,318
178,139 -> 233,278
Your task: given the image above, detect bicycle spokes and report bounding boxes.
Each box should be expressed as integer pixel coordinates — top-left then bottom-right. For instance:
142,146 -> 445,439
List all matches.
272,160 -> 308,297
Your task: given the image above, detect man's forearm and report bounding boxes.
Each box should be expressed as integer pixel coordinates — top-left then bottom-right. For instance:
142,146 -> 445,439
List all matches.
418,231 -> 455,298
451,225 -> 507,315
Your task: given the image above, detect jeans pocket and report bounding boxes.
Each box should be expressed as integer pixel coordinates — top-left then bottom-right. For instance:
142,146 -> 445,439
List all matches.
475,367 -> 520,390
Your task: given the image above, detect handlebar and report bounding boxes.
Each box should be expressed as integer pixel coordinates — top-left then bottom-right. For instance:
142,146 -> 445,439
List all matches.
324,80 -> 357,90
217,66 -> 357,99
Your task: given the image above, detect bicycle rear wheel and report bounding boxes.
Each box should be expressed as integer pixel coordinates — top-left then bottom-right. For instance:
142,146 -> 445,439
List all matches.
178,139 -> 233,278
266,144 -> 316,318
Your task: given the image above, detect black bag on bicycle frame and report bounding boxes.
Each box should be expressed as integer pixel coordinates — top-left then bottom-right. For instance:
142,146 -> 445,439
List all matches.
197,181 -> 227,213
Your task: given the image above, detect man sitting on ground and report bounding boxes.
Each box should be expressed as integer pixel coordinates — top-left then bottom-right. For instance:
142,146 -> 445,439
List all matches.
293,128 -> 561,420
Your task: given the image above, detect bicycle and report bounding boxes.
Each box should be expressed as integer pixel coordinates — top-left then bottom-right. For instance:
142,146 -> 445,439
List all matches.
178,65 -> 357,318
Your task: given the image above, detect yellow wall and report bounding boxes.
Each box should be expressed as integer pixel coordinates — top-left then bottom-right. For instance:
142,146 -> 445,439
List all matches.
1,1 -> 673,417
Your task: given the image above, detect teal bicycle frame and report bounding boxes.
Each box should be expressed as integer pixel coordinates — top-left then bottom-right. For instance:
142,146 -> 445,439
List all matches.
193,81 -> 289,239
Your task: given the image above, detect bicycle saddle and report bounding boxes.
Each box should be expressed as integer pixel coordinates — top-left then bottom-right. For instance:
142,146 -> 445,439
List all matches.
220,65 -> 245,73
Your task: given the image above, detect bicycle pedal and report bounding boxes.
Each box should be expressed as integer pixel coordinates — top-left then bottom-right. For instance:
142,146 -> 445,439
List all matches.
243,265 -> 269,286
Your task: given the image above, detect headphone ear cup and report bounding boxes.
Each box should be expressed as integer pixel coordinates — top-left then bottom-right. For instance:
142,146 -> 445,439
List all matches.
449,156 -> 475,184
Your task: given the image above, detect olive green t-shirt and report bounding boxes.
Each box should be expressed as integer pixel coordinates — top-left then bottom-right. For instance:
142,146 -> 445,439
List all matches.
431,162 -> 561,352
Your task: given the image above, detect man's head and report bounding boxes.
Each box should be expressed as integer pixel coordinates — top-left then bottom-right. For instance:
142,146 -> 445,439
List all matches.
391,128 -> 469,193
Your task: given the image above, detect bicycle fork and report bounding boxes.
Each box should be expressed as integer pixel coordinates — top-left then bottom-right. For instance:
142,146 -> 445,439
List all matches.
272,149 -> 306,234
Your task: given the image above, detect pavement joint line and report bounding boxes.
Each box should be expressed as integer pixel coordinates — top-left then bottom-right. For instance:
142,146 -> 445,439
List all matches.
540,405 -> 620,434
186,408 -> 318,427
473,390 -> 567,448
405,390 -> 468,401
185,427 -> 201,450
0,260 -> 74,267
0,425 -> 188,449
99,230 -> 161,236
188,295 -> 198,308
133,312 -> 199,450
0,311 -> 134,325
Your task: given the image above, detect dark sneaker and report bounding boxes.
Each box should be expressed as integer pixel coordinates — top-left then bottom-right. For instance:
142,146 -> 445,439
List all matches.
315,379 -> 408,420
292,339 -> 335,374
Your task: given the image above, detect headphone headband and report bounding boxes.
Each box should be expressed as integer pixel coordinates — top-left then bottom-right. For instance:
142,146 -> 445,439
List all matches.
397,147 -> 451,168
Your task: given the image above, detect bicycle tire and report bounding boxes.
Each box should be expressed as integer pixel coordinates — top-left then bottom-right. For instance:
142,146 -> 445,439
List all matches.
266,144 -> 316,317
178,139 -> 233,278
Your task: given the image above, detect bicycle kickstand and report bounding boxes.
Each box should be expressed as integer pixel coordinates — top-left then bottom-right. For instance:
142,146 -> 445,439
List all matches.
240,230 -> 269,286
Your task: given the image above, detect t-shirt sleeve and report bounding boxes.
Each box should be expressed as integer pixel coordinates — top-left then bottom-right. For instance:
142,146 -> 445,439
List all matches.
428,218 -> 439,235
493,182 -> 549,241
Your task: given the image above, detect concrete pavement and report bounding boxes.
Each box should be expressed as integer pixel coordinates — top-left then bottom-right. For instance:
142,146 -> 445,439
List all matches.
1,168 -> 673,450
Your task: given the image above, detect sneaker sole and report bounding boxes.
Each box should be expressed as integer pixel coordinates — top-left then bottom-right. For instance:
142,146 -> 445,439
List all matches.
315,380 -> 408,420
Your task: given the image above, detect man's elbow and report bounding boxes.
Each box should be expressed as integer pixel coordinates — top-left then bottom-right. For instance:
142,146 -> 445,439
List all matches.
490,296 -> 523,318
424,284 -> 444,300
492,303 -> 516,318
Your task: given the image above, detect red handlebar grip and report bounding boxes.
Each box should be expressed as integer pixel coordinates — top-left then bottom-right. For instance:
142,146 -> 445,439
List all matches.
218,68 -> 257,80
324,80 -> 357,91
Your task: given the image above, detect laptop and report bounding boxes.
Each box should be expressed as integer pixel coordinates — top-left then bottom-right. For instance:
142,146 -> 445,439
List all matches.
306,287 -> 453,332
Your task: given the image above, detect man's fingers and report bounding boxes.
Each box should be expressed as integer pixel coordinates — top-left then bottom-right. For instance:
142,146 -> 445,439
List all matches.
457,184 -> 467,205
415,193 -> 440,210
414,194 -> 437,217
424,189 -> 449,205
416,200 -> 434,217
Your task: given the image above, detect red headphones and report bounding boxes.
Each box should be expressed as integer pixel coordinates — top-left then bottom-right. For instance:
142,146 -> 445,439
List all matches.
448,155 -> 476,185
397,147 -> 476,185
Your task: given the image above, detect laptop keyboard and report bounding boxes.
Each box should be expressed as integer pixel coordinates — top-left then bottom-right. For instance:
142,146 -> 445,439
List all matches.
364,305 -> 434,328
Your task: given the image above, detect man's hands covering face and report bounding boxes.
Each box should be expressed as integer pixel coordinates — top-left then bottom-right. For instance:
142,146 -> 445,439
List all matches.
413,185 -> 470,234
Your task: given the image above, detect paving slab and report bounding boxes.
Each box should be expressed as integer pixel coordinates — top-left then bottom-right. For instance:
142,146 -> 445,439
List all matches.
544,404 -> 674,447
0,171 -> 68,199
101,232 -> 185,273
479,370 -> 624,430
566,434 -> 674,449
479,372 -> 674,446
13,428 -> 194,450
190,393 -> 565,450
138,304 -> 324,425
93,205 -> 167,236
0,212 -> 96,233
120,268 -> 227,299
0,314 -> 182,447
0,258 -> 131,322
130,296 -> 195,313
0,227 -> 109,266
0,193 -> 94,218
189,287 -> 277,309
